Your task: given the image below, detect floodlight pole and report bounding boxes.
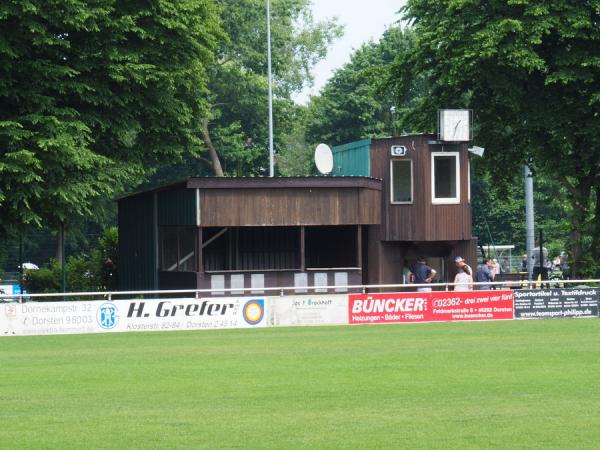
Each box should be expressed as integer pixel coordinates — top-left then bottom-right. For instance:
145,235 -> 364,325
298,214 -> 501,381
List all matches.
524,160 -> 535,280
267,0 -> 274,177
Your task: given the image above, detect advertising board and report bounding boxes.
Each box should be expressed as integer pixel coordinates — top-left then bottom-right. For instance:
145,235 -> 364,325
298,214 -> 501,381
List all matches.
1,297 -> 267,337
349,290 -> 514,325
269,294 -> 348,327
0,284 -> 20,297
514,288 -> 599,319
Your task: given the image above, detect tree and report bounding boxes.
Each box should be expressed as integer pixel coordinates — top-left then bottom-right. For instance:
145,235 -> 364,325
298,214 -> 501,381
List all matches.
0,0 -> 221,234
306,27 -> 419,147
471,165 -> 571,261
276,104 -> 315,176
390,0 -> 600,276
22,226 -> 118,294
201,0 -> 342,177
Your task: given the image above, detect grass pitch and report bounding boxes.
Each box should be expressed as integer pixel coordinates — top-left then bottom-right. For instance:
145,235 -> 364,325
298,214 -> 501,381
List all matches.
1,319 -> 599,449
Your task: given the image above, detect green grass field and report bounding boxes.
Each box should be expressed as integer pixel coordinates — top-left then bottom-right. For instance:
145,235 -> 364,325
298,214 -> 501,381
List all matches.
1,319 -> 599,449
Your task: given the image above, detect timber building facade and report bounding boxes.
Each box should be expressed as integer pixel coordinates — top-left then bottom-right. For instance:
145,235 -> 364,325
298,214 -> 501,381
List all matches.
118,134 -> 477,294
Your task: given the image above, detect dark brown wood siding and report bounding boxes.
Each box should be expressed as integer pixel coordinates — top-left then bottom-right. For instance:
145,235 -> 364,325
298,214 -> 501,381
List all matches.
370,135 -> 472,242
199,186 -> 381,227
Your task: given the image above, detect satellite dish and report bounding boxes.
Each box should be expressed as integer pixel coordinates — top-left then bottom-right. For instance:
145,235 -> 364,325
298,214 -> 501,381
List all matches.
314,143 -> 333,175
468,146 -> 485,157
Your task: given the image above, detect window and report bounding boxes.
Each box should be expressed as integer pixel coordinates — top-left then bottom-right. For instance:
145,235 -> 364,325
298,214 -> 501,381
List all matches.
202,227 -> 300,271
432,152 -> 460,204
390,160 -> 413,204
159,226 -> 197,272
305,226 -> 358,268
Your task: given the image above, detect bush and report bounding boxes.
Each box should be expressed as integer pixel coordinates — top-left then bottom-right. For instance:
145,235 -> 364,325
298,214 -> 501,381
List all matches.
22,262 -> 61,293
22,227 -> 118,295
99,227 -> 118,291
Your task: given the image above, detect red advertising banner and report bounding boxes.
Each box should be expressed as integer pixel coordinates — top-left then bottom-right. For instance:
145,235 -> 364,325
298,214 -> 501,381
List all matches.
349,290 -> 514,325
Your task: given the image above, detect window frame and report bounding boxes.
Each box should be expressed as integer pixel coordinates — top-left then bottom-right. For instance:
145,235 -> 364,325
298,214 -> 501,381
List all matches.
467,158 -> 471,203
390,159 -> 414,205
431,151 -> 461,204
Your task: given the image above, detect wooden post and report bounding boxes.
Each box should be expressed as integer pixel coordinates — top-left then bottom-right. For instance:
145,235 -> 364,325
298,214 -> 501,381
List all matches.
357,225 -> 363,269
300,226 -> 305,271
197,227 -> 203,273
227,228 -> 232,271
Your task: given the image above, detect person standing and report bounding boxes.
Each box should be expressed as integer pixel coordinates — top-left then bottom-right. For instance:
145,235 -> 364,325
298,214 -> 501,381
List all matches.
502,257 -> 510,273
532,240 -> 549,281
521,254 -> 528,272
491,259 -> 500,277
412,257 -> 437,292
454,256 -> 472,277
454,267 -> 473,291
475,258 -> 495,290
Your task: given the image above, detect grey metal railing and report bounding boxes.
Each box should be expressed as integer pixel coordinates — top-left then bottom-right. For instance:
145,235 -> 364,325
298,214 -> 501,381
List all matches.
1,279 -> 599,303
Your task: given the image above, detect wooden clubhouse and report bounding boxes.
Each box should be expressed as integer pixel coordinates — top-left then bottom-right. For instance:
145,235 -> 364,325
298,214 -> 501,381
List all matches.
118,133 -> 477,294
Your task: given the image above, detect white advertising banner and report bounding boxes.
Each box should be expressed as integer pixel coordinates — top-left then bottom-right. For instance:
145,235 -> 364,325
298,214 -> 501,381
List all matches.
1,297 -> 267,337
269,294 -> 348,327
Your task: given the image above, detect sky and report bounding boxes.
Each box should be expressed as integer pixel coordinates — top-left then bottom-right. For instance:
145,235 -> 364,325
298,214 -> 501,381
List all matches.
293,0 -> 406,104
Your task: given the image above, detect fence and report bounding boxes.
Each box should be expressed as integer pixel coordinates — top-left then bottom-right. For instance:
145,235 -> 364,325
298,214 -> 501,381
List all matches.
2,279 -> 599,337
2,278 -> 598,303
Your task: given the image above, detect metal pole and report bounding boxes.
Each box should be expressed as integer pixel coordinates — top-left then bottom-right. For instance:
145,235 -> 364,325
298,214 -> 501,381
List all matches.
539,228 -> 544,282
267,0 -> 274,177
61,222 -> 66,294
524,161 -> 535,280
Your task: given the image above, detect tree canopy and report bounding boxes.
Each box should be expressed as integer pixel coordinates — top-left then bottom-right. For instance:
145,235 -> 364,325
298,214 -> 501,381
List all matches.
201,0 -> 341,176
305,27 -> 419,147
0,0 -> 221,233
390,0 -> 600,275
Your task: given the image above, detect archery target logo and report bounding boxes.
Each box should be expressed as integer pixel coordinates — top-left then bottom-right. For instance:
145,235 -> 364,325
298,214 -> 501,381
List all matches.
243,300 -> 264,325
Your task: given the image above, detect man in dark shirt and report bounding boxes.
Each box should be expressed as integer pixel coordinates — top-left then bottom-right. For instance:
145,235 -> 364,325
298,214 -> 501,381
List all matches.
475,258 -> 495,290
413,256 -> 437,292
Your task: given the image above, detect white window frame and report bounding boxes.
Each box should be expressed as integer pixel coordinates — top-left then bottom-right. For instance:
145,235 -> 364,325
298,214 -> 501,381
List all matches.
431,152 -> 460,204
390,159 -> 413,204
468,158 -> 471,203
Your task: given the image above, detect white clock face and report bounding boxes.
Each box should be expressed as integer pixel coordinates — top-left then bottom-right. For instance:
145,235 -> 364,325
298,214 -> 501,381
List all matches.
440,109 -> 470,142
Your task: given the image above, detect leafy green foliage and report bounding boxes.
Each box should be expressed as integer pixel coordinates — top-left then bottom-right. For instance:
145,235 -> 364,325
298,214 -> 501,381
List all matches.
22,227 -> 118,294
306,27 -> 419,147
276,105 -> 316,176
472,165 -> 571,259
200,0 -> 342,176
0,0 -> 221,232
98,226 -> 118,290
391,0 -> 600,276
22,264 -> 61,294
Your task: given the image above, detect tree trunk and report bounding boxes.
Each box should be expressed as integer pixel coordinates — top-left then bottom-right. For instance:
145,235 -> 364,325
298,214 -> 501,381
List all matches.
201,118 -> 224,177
